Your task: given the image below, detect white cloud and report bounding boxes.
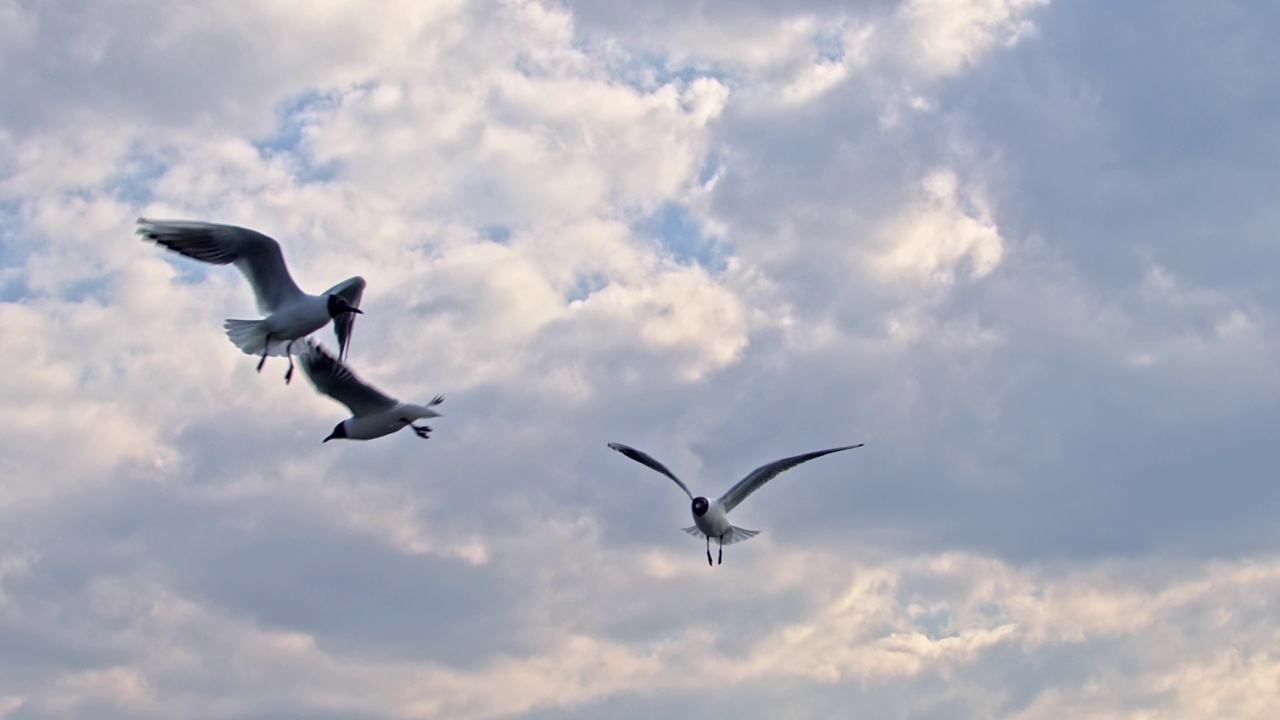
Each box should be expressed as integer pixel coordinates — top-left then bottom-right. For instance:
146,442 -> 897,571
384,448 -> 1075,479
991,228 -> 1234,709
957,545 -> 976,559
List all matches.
4,0 -> 1280,718
7,547 -> 1280,718
901,0 -> 1049,77
874,168 -> 1005,289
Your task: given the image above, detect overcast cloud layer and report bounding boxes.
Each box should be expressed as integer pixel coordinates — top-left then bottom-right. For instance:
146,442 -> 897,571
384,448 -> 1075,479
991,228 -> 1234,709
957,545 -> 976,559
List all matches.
3,0 -> 1280,717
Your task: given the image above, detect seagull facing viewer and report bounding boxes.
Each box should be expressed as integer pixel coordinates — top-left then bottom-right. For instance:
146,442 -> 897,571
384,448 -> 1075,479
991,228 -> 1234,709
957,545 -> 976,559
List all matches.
607,441 -> 864,565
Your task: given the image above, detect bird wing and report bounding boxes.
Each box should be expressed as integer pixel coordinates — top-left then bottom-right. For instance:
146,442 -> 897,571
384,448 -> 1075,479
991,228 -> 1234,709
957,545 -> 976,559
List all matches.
607,442 -> 694,500
298,340 -> 399,417
137,218 -> 305,313
717,444 -> 864,513
322,276 -> 366,361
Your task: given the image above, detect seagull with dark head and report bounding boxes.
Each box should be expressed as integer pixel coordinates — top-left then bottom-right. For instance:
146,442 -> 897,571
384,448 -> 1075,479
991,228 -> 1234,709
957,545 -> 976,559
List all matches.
137,218 -> 365,383
298,340 -> 444,443
607,441 -> 864,565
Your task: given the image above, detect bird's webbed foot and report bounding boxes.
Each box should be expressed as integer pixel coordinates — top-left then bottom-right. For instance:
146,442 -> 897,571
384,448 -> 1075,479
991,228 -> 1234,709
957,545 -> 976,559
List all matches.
412,424 -> 433,439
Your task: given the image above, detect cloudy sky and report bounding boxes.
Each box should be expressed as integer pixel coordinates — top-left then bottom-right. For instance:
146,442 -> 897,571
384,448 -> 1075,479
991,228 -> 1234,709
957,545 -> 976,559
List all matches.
3,0 -> 1280,717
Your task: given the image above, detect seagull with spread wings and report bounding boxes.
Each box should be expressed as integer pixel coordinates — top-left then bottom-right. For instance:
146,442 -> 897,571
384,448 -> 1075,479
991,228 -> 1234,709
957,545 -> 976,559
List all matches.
607,441 -> 863,565
137,218 -> 365,383
299,340 -> 444,443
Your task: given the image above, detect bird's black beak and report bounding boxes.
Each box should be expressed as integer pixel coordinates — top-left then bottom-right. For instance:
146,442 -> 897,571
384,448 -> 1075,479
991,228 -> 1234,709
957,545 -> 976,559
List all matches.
349,307 -> 363,314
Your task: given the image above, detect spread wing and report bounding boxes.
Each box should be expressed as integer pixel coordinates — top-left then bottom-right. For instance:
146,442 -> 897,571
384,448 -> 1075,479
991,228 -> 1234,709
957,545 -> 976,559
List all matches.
298,340 -> 398,417
137,218 -> 304,313
607,442 -> 694,500
322,276 -> 366,361
718,444 -> 864,513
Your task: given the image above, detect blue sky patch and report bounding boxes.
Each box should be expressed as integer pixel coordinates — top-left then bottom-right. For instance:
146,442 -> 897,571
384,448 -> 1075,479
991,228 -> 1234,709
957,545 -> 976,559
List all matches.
633,201 -> 724,271
0,268 -> 30,302
253,90 -> 344,183
62,274 -> 114,304
697,152 -> 724,187
597,47 -> 733,95
481,224 -> 512,244
0,200 -> 29,274
106,144 -> 174,208
566,270 -> 608,303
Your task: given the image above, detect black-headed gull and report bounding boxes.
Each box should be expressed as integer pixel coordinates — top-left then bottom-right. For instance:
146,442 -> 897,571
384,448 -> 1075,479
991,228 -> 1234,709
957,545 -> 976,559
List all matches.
137,218 -> 365,383
607,442 -> 863,565
299,340 -> 444,442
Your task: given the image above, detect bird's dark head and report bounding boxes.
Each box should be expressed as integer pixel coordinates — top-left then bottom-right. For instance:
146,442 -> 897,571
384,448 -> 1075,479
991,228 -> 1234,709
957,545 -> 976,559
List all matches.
692,497 -> 710,516
323,423 -> 348,443
326,294 -> 363,318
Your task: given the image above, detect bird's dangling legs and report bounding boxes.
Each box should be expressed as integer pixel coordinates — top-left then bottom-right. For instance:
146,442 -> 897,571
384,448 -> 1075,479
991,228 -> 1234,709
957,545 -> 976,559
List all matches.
257,333 -> 274,373
717,534 -> 724,565
283,340 -> 296,384
412,424 -> 433,439
705,536 -> 713,566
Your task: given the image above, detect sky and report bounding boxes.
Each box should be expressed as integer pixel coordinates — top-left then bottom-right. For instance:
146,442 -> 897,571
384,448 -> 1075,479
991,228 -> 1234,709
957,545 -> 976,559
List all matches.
2,0 -> 1279,717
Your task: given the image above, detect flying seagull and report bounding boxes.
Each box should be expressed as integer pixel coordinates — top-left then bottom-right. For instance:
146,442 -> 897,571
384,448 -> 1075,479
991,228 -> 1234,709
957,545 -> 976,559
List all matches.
607,442 -> 864,565
299,340 -> 444,442
137,218 -> 365,383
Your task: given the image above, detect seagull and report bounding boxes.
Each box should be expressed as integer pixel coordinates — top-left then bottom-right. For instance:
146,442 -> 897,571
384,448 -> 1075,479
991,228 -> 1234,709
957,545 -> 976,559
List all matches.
298,340 -> 444,442
607,442 -> 864,566
137,218 -> 365,383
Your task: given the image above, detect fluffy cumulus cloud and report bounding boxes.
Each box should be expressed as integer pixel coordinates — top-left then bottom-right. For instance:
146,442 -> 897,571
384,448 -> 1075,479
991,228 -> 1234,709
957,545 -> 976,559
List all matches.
3,0 -> 1280,717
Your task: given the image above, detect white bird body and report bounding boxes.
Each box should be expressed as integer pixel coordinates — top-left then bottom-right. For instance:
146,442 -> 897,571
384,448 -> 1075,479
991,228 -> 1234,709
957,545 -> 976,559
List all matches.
337,402 -> 446,441
137,218 -> 366,382
298,340 -> 444,443
225,295 -> 334,357
607,441 -> 863,565
689,499 -> 732,541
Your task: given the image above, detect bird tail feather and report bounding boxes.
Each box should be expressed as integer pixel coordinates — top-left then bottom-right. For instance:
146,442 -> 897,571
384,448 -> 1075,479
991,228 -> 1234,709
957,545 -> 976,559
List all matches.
680,525 -> 761,546
224,319 -> 290,356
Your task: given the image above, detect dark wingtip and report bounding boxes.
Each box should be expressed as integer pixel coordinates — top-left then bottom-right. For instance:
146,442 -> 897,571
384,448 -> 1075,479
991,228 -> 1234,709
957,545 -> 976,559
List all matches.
607,442 -> 646,464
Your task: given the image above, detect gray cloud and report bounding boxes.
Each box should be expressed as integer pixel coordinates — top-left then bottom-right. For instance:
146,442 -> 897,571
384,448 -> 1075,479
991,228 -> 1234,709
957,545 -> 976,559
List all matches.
3,0 -> 1280,717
